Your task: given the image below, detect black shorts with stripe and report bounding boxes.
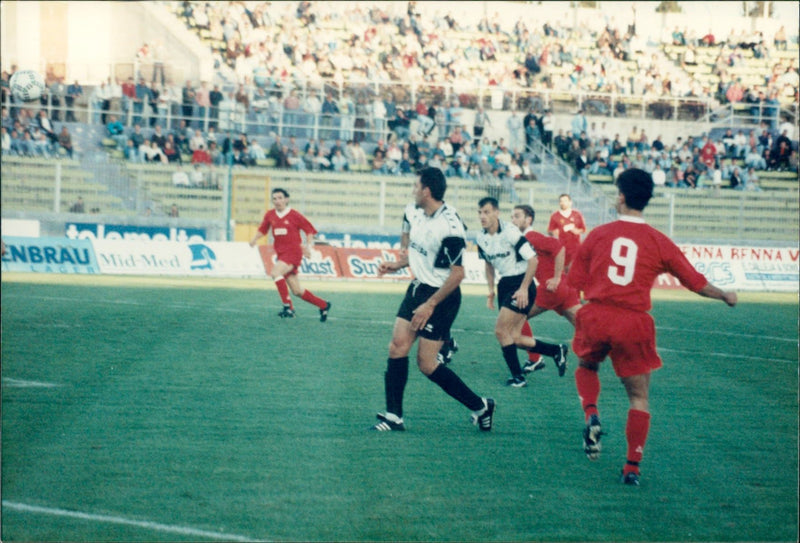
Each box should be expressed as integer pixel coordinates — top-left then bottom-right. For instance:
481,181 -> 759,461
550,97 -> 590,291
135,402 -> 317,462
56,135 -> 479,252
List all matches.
397,279 -> 461,341
497,273 -> 537,315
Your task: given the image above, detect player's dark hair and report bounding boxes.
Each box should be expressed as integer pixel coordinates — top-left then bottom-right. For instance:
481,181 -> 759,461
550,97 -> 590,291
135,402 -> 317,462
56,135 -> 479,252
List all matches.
514,204 -> 535,224
419,167 -> 447,201
616,168 -> 654,211
272,188 -> 289,198
559,193 -> 571,200
478,196 -> 499,209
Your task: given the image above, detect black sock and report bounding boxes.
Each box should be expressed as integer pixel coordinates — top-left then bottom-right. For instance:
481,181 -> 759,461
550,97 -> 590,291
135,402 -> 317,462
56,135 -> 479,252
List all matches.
385,357 -> 409,418
502,344 -> 523,377
427,365 -> 484,411
525,340 -> 560,358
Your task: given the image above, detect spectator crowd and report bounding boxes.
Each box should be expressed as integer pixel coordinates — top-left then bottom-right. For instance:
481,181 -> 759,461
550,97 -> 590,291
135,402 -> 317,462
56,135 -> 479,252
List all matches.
1,1 -> 797,194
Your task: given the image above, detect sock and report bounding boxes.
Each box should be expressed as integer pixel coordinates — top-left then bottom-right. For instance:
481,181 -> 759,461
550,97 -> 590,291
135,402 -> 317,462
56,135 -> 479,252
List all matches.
274,277 -> 292,308
526,339 -> 560,357
301,289 -> 327,310
520,321 -> 541,362
625,409 -> 651,473
385,357 -> 409,418
427,365 -> 484,411
502,344 -> 524,377
575,366 -> 600,420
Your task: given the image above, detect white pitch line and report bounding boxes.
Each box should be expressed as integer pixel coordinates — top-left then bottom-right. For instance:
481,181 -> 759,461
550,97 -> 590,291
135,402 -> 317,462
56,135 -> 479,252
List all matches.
2,501 -> 262,542
2,378 -> 62,388
7,293 -> 798,344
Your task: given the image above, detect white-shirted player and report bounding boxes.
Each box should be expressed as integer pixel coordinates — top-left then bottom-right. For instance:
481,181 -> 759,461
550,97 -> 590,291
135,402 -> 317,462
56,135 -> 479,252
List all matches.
371,167 -> 495,432
476,197 -> 569,387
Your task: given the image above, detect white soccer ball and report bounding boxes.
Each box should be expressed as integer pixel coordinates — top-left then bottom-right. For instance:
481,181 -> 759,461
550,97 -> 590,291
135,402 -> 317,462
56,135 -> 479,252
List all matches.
10,70 -> 46,103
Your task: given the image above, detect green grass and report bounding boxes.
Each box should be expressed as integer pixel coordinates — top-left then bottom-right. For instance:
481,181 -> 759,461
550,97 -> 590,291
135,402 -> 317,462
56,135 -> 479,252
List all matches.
1,275 -> 797,542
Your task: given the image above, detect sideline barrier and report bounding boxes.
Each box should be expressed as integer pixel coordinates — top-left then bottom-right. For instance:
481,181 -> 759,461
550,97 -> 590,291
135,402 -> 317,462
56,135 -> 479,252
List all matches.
2,238 -> 797,292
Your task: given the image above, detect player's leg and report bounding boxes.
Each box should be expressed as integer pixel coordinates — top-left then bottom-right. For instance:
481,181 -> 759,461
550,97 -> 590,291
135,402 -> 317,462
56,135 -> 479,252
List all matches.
373,283 -> 422,431
608,311 -> 659,485
571,304 -> 607,460
270,260 -> 295,316
420,287 -> 494,430
513,316 -> 569,377
418,336 -> 494,429
285,274 -> 331,321
561,303 -> 580,327
436,334 -> 458,365
521,306 -> 545,373
619,372 -> 651,486
372,317 -> 416,431
495,307 -> 529,386
576,360 -> 603,459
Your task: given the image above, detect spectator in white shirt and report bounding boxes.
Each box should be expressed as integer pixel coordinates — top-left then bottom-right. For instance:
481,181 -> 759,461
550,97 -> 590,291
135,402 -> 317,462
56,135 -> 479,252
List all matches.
172,165 -> 190,186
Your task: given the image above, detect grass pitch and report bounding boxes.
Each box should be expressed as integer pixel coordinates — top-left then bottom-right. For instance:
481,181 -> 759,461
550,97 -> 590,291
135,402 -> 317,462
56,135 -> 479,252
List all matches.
1,274 -> 797,542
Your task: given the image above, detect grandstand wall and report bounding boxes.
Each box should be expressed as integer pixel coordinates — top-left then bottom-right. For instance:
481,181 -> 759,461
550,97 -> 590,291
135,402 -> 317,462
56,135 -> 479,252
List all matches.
0,1 -> 211,83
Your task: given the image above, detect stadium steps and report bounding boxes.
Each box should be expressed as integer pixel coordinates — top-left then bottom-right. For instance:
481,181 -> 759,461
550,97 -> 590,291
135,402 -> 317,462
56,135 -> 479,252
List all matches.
1,156 -> 128,213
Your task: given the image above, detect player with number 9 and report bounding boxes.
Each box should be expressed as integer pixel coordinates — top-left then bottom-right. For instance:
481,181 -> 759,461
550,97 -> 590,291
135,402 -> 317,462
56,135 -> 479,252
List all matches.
566,168 -> 738,486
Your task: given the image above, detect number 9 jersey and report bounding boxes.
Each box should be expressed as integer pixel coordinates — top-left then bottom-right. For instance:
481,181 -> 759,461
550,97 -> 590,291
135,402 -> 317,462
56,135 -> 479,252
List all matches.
566,216 -> 708,312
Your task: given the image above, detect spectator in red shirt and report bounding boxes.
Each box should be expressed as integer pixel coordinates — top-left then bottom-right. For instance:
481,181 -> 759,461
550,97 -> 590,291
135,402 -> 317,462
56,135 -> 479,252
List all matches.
191,143 -> 212,165
700,139 -> 717,169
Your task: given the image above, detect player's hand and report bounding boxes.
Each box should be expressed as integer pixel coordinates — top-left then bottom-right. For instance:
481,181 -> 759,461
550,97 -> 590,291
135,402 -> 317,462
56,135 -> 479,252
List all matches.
302,244 -> 312,258
411,301 -> 434,331
486,291 -> 495,310
378,261 -> 398,276
512,288 -> 528,309
545,276 -> 560,292
723,291 -> 738,307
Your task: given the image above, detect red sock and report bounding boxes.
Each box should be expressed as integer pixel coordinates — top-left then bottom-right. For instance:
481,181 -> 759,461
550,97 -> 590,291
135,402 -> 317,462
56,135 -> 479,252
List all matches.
301,289 -> 327,310
274,277 -> 292,308
624,409 -> 651,474
575,366 -> 600,421
520,321 -> 541,362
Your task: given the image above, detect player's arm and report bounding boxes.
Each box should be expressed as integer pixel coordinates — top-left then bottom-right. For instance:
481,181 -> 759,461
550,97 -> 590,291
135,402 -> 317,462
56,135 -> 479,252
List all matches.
485,260 -> 496,309
513,253 -> 537,309
511,238 -> 537,308
574,214 -> 587,236
566,243 -> 589,291
697,283 -> 738,307
547,246 -> 566,292
663,237 -> 736,307
249,227 -> 267,247
399,232 -> 410,255
249,214 -> 270,247
302,232 -> 315,258
379,232 -> 410,274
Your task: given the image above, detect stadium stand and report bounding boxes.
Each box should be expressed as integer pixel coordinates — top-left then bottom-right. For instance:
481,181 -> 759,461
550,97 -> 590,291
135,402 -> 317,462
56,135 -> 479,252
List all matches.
1,1 -> 797,244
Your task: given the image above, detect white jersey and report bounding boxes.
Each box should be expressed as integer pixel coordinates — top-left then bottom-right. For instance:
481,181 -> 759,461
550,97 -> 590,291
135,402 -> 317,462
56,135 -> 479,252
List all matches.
476,220 -> 536,278
402,202 -> 466,287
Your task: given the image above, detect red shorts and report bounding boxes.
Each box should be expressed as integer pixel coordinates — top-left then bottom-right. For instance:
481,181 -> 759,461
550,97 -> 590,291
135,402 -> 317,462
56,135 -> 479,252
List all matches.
534,280 -> 581,315
275,251 -> 302,276
572,303 -> 662,378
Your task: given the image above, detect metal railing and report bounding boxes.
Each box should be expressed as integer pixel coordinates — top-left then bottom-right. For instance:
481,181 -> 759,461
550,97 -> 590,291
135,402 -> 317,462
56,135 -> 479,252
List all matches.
4,155 -> 795,246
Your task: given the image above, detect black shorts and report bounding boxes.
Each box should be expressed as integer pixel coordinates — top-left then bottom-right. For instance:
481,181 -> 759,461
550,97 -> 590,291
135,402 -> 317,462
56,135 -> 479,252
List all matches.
397,279 -> 461,341
497,274 -> 537,315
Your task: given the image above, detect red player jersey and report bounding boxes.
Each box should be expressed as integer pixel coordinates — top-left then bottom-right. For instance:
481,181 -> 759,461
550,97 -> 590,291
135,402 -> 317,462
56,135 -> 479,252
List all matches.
257,207 -> 317,256
548,209 -> 586,263
524,229 -> 565,285
567,216 -> 708,312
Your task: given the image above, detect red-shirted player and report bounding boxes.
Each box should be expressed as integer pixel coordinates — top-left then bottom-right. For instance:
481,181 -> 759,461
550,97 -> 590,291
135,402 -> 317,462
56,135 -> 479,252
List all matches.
249,188 -> 331,320
511,204 -> 582,374
548,194 -> 586,271
566,169 -> 737,486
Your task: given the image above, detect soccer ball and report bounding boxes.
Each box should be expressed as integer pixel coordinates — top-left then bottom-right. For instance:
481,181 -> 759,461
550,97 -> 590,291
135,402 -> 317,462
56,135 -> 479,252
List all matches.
10,70 -> 46,103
